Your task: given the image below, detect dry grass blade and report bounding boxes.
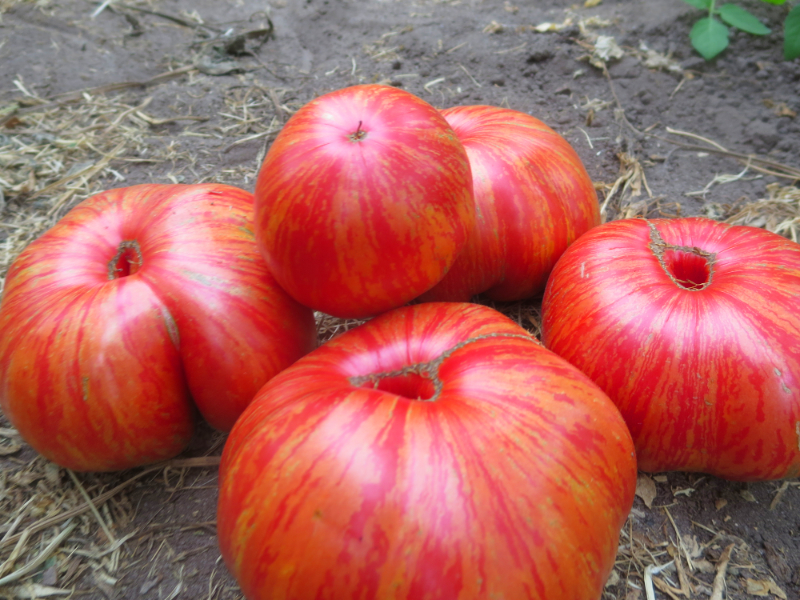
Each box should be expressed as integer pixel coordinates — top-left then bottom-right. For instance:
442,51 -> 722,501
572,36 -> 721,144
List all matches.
0,528 -> 30,578
725,183 -> 800,242
769,481 -> 791,511
91,0 -> 115,18
67,470 -> 116,545
0,66 -> 197,127
664,508 -> 694,571
0,521 -> 77,586
28,142 -> 125,207
599,152 -> 653,221
0,457 -> 221,551
657,128 -> 800,180
0,498 -> 34,544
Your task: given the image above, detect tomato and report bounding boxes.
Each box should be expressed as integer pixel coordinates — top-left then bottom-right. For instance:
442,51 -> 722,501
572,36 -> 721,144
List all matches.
254,84 -> 475,319
418,105 -> 599,303
0,184 -> 317,472
542,217 -> 800,480
218,302 -> 636,600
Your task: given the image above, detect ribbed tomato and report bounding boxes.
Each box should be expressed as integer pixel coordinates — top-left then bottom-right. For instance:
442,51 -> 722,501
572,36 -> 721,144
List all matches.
0,184 -> 317,472
418,105 -> 599,303
218,302 -> 636,600
542,217 -> 800,480
254,84 -> 475,319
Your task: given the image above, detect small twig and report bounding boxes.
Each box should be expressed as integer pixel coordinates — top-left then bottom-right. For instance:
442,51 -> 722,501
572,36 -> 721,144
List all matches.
222,129 -> 279,153
710,544 -> 735,600
769,481 -> 791,511
266,88 -> 291,122
602,63 -> 644,137
445,42 -> 467,54
669,76 -> 687,99
644,560 -> 675,600
115,2 -> 222,31
666,127 -> 727,151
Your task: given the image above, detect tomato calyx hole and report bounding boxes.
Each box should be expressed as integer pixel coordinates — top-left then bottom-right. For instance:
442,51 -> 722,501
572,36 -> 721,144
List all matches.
108,240 -> 143,280
354,367 -> 438,401
663,249 -> 711,290
374,372 -> 436,401
648,223 -> 715,291
349,120 -> 367,142
348,332 -> 536,402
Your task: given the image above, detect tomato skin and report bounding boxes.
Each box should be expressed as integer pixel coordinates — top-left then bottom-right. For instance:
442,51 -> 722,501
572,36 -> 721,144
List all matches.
419,106 -> 599,303
218,303 -> 636,600
254,84 -> 475,319
0,184 -> 317,471
542,217 -> 800,481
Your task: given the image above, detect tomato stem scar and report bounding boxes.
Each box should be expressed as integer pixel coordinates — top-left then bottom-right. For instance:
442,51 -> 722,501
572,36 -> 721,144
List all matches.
648,221 -> 716,291
349,120 -> 368,142
349,332 -> 538,402
108,240 -> 143,280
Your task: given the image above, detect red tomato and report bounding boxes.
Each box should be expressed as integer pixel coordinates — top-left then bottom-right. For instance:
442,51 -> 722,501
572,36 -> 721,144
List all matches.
542,217 -> 800,480
419,105 -> 599,303
218,302 -> 636,600
0,184 -> 317,472
254,84 -> 475,319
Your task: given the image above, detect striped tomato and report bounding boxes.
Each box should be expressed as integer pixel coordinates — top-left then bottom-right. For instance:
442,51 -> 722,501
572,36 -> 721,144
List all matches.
0,184 -> 317,472
218,302 -> 636,600
254,85 -> 475,319
418,105 -> 599,303
542,217 -> 800,480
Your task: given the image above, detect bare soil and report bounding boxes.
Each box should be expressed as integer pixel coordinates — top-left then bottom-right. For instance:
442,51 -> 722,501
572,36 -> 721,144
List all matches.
0,0 -> 798,599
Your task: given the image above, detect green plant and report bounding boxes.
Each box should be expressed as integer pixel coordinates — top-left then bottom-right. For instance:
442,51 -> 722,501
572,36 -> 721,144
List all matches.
681,0 -> 800,60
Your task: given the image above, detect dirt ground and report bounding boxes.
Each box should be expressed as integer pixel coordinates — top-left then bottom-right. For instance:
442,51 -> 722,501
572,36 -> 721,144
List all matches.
0,0 -> 799,598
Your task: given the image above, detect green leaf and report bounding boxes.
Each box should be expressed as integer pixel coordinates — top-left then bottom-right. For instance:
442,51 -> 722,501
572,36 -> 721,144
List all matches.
691,17 -> 730,59
760,0 -> 786,5
681,0 -> 712,9
719,4 -> 771,34
786,4 -> 800,60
